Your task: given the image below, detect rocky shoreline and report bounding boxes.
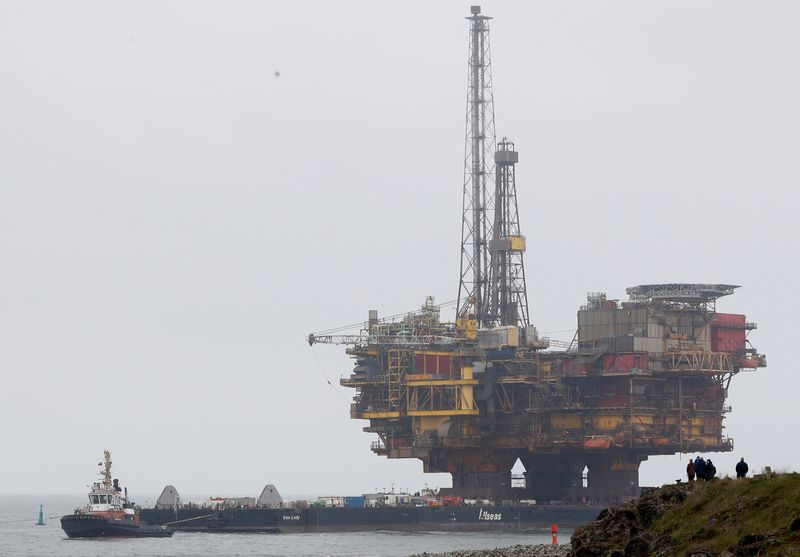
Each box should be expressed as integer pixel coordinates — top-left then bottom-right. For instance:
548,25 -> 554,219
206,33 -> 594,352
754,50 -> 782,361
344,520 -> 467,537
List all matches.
410,544 -> 570,557
411,475 -> 800,557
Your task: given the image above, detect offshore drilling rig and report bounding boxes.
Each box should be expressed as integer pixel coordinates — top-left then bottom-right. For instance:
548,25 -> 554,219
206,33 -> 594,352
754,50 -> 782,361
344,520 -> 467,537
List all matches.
308,6 -> 766,503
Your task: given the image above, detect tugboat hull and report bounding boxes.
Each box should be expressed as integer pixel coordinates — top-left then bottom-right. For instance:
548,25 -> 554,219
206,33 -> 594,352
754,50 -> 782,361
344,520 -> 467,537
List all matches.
61,514 -> 173,538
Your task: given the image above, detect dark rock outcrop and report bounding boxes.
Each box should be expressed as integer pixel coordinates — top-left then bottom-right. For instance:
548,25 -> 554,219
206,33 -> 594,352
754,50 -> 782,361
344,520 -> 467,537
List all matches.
569,484 -> 691,557
727,532 -> 782,556
567,474 -> 800,557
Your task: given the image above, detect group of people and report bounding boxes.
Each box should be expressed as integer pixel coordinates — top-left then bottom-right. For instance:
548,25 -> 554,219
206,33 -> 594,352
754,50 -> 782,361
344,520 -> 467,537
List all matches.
686,456 -> 748,481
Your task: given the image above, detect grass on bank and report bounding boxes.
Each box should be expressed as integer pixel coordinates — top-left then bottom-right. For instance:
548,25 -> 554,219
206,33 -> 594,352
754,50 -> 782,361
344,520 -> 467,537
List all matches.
653,472 -> 800,555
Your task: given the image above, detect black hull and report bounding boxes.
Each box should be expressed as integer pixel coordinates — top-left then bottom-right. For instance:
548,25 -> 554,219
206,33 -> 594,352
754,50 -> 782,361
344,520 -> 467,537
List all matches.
140,504 -> 601,533
61,514 -> 173,538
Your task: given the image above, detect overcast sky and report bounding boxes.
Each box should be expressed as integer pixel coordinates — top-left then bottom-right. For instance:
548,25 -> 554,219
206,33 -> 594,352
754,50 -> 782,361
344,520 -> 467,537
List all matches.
1,1 -> 798,498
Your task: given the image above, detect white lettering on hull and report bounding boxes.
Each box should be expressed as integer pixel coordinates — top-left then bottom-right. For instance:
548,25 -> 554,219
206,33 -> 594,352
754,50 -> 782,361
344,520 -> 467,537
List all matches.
478,508 -> 502,521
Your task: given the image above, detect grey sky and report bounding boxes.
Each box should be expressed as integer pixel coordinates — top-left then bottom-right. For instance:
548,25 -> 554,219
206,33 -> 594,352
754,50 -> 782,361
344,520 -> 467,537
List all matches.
1,1 -> 797,497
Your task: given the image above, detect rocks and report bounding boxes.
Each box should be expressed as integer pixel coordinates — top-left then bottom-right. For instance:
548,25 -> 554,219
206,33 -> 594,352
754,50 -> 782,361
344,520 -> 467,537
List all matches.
414,476 -> 800,557
685,549 -> 717,557
563,474 -> 800,556
410,544 -> 570,557
689,525 -> 719,542
569,484 -> 692,557
621,532 -> 652,557
727,532 -> 782,556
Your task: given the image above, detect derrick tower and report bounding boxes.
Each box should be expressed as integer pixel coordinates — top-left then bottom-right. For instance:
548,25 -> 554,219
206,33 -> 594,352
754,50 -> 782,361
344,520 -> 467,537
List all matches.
308,6 -> 766,504
488,138 -> 528,327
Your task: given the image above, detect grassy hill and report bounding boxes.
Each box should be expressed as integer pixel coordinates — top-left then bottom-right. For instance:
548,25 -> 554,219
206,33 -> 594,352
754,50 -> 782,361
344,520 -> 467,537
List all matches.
571,473 -> 800,556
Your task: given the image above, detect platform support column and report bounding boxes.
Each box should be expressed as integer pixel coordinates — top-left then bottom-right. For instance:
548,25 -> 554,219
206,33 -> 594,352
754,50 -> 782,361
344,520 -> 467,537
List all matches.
521,455 -> 584,501
585,452 -> 644,504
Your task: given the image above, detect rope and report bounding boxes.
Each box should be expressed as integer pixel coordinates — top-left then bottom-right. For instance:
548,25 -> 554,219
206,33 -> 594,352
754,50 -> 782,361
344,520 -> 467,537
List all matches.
0,512 -> 215,527
310,349 -> 350,403
0,515 -> 63,524
163,513 -> 215,525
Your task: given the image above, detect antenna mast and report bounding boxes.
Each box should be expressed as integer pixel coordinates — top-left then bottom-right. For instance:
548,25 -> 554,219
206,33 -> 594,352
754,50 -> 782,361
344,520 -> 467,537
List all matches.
101,450 -> 112,489
457,5 -> 496,327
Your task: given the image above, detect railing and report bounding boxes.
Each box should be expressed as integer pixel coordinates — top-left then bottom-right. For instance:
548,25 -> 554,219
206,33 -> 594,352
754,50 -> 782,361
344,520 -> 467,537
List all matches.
370,441 -> 386,452
666,351 -> 732,372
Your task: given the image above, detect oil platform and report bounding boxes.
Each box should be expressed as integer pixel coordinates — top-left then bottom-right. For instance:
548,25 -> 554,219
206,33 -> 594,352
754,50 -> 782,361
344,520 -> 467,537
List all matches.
308,6 -> 766,503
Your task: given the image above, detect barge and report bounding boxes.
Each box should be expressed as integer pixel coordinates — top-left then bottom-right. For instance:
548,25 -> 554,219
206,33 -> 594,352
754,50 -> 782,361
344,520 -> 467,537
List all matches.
140,485 -> 601,533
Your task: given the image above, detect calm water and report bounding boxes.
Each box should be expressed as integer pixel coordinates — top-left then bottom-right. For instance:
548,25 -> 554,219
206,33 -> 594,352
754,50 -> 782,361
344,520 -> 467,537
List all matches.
0,496 -> 568,557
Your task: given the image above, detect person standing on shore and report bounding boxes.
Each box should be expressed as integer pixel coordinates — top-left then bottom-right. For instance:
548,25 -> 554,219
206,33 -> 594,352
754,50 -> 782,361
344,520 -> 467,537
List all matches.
736,458 -> 749,478
695,456 -> 707,481
705,459 -> 717,481
687,459 -> 696,482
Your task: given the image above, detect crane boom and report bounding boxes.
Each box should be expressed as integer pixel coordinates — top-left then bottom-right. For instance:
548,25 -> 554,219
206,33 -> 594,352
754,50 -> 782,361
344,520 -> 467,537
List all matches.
308,333 -> 457,347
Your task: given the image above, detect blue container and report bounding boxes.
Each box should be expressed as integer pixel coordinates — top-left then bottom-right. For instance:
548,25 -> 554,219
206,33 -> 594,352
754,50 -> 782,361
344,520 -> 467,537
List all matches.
344,496 -> 364,508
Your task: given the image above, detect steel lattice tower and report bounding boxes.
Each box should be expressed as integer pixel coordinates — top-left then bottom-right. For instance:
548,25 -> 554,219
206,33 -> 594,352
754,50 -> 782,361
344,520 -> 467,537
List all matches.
487,138 -> 529,327
457,5 -> 496,327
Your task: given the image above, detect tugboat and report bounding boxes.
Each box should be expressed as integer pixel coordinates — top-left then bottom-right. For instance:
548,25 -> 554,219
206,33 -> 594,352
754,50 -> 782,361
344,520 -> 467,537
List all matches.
60,450 -> 173,538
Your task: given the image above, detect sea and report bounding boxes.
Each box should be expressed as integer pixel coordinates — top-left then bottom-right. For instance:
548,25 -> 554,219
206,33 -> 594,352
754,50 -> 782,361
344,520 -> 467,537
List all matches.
0,496 -> 568,557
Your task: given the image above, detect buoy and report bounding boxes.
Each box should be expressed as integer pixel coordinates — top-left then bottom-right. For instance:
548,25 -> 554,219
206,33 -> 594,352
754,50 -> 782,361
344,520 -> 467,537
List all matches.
36,504 -> 45,526
551,522 -> 558,545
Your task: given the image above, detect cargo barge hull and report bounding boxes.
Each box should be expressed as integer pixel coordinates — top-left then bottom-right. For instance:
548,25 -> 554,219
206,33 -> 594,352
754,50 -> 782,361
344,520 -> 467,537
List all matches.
140,504 -> 601,533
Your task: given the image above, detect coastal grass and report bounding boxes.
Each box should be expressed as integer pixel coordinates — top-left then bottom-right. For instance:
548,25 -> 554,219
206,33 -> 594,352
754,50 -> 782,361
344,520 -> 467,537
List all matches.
653,472 -> 800,555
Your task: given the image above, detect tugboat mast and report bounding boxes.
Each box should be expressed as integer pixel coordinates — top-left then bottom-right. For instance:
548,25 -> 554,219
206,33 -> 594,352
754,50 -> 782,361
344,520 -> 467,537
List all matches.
101,449 -> 113,490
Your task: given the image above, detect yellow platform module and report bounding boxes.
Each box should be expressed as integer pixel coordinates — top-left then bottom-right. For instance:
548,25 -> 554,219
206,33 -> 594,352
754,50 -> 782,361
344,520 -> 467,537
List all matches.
509,235 -> 526,252
405,365 -> 478,417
